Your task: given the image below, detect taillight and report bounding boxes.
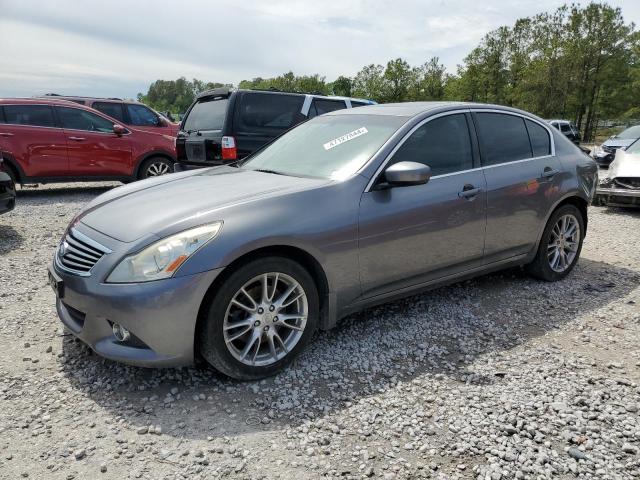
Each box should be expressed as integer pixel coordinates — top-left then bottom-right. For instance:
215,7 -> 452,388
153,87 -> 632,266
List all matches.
221,136 -> 237,161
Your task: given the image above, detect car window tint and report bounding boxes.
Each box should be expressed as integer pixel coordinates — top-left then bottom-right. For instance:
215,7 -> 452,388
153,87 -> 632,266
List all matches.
525,120 -> 551,157
476,113 -> 532,166
93,102 -> 125,122
238,93 -> 304,133
313,99 -> 346,115
0,106 -> 5,123
56,107 -> 114,133
388,114 -> 473,177
351,101 -> 370,108
127,104 -> 160,126
183,98 -> 228,131
4,105 -> 56,127
560,123 -> 571,133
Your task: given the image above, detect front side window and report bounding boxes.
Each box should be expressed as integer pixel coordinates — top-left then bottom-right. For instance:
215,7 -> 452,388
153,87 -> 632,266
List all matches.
476,113 -> 532,166
93,102 -> 125,123
388,114 -> 473,177
240,114 -> 405,180
237,93 -> 304,133
3,105 -> 56,127
56,107 -> 115,133
525,120 -> 551,157
127,104 -> 160,126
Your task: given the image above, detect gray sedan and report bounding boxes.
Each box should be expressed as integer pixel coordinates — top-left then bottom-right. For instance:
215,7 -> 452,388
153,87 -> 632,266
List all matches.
50,102 -> 598,380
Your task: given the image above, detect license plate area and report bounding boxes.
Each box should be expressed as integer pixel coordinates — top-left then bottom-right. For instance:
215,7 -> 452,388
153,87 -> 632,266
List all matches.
48,266 -> 64,299
186,141 -> 206,161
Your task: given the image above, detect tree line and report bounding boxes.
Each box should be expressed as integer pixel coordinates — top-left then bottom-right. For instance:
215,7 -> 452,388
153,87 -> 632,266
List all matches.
138,2 -> 639,141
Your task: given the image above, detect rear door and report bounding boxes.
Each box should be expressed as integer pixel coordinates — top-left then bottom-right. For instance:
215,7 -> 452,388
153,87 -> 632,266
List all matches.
55,106 -> 132,177
473,111 -> 562,263
180,96 -> 229,164
0,104 -> 68,177
234,92 -> 305,158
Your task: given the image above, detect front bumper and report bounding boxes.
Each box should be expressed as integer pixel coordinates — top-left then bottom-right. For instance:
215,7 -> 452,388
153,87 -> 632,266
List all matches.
52,241 -> 223,367
595,186 -> 640,207
0,172 -> 16,215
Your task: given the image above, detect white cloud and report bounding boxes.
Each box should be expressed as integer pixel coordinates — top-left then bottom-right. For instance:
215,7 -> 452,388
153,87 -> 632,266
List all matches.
0,0 -> 638,99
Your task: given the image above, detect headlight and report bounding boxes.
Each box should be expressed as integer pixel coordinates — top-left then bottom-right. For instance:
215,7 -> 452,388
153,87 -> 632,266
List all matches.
106,222 -> 222,283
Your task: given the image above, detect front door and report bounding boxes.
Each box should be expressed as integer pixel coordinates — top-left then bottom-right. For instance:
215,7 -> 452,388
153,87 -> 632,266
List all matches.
55,106 -> 132,177
358,112 -> 487,298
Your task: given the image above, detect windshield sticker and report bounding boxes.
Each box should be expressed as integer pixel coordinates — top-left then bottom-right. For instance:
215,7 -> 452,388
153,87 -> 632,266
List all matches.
323,127 -> 368,150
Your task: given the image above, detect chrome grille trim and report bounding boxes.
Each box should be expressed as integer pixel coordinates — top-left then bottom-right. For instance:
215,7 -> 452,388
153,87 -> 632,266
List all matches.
56,228 -> 112,276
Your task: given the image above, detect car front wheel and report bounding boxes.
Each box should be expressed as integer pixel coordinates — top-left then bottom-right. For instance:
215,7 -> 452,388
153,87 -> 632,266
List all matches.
199,257 -> 319,380
526,204 -> 585,281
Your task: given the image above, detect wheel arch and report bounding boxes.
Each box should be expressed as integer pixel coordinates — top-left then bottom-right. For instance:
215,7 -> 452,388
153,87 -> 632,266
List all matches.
194,245 -> 332,358
0,152 -> 25,183
533,194 -> 589,255
133,150 -> 176,179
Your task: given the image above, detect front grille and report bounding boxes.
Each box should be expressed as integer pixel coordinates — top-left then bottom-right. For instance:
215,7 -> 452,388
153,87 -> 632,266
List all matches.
57,228 -> 110,275
615,178 -> 640,190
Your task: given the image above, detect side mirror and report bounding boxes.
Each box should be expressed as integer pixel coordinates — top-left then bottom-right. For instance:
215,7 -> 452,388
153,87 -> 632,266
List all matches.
113,124 -> 126,135
383,161 -> 431,187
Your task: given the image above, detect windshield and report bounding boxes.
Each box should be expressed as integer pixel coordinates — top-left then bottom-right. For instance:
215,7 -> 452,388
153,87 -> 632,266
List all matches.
627,140 -> 640,154
616,125 -> 640,140
240,114 -> 405,180
183,98 -> 228,132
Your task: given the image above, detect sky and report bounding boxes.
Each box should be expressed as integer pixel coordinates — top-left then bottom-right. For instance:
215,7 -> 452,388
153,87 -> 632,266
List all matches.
1,0 -> 639,100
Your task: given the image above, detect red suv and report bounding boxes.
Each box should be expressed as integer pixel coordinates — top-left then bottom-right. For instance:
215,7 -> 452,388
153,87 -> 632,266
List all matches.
37,94 -> 179,136
0,98 -> 177,184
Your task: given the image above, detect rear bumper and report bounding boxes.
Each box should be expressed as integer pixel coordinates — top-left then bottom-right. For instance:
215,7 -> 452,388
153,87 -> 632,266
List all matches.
0,172 -> 16,214
595,186 -> 640,207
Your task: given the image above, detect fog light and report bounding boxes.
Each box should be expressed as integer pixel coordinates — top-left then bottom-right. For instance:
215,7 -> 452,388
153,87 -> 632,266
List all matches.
112,323 -> 130,342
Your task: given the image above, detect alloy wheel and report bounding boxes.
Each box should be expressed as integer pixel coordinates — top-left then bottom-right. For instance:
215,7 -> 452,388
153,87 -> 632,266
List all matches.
146,161 -> 171,177
223,272 -> 308,367
547,214 -> 580,273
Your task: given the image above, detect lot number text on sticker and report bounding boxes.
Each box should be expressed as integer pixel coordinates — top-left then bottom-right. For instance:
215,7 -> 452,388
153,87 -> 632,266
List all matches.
323,127 -> 368,150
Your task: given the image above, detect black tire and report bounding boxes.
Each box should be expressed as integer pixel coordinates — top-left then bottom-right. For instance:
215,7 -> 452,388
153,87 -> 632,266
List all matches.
525,204 -> 585,281
3,164 -> 17,186
137,157 -> 174,180
199,256 -> 319,380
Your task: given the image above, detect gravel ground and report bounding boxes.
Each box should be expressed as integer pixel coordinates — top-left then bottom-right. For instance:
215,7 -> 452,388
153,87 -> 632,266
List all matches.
0,182 -> 639,480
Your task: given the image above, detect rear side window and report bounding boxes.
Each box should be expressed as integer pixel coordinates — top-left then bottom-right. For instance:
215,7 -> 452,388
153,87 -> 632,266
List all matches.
0,106 -> 5,123
309,99 -> 346,118
475,113 -> 532,166
351,101 -> 370,108
93,102 -> 125,123
56,107 -> 115,133
237,93 -> 304,134
525,120 -> 551,157
183,98 -> 228,132
4,105 -> 56,127
389,114 -> 473,177
127,104 -> 160,126
560,123 -> 571,133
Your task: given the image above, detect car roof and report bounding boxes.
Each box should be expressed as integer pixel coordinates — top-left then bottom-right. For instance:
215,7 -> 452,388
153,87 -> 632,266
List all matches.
0,97 -> 95,107
196,87 -> 374,104
34,94 -> 140,104
325,101 -> 539,118
547,119 -> 571,124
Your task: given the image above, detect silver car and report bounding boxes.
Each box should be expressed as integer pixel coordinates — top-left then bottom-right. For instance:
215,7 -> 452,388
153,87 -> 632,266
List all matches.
49,102 -> 598,380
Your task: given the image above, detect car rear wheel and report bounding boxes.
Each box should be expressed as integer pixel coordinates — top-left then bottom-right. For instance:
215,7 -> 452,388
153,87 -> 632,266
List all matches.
526,204 -> 585,281
199,257 -> 319,380
138,157 -> 173,180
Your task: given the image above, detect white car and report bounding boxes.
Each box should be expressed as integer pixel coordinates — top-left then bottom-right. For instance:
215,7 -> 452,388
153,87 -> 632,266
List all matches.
595,139 -> 640,207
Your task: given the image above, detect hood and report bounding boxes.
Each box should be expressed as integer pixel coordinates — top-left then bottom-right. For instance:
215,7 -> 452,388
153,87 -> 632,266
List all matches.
80,167 -> 329,242
608,149 -> 640,179
602,137 -> 636,150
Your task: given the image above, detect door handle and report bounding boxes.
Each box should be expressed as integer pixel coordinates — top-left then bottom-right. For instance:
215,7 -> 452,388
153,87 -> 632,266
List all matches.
458,184 -> 481,199
541,167 -> 559,179
0,132 -> 14,137
68,136 -> 86,141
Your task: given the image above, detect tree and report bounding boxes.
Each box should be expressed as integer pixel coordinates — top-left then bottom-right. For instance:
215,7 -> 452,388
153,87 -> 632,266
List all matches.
137,77 -> 232,113
329,76 -> 353,97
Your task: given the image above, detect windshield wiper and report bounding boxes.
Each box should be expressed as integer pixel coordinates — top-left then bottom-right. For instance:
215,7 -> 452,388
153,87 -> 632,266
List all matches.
254,168 -> 286,176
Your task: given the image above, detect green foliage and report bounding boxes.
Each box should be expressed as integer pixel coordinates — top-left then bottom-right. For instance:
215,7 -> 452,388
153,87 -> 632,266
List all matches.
139,3 -> 638,140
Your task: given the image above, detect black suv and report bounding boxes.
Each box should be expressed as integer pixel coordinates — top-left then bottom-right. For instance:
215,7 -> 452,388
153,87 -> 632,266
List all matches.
175,88 -> 374,170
